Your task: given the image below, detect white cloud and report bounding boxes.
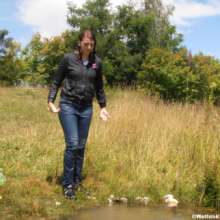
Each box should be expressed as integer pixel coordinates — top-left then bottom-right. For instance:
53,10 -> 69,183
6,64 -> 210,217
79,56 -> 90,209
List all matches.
17,0 -> 73,38
162,0 -> 220,26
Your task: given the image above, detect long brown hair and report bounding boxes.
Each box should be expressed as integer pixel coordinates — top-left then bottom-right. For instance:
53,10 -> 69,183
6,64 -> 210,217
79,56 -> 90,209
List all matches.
75,29 -> 96,64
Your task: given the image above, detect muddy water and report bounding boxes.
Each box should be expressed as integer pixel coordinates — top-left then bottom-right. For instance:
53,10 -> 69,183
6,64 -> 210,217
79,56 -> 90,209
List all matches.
70,205 -> 195,220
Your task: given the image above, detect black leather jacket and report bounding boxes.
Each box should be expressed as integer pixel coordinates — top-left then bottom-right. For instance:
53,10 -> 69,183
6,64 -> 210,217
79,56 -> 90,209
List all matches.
48,52 -> 106,108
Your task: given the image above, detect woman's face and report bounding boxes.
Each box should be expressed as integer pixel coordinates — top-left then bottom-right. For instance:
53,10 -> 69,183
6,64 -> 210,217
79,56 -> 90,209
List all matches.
80,36 -> 95,57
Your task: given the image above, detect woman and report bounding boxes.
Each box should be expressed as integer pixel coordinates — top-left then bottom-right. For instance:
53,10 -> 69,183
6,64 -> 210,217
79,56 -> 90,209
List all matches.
48,29 -> 110,199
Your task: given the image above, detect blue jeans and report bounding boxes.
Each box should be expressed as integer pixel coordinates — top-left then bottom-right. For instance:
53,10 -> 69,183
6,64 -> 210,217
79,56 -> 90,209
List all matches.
58,98 -> 93,188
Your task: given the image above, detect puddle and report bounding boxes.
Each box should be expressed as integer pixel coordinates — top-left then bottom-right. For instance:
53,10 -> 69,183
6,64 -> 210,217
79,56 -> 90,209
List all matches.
69,205 -> 196,220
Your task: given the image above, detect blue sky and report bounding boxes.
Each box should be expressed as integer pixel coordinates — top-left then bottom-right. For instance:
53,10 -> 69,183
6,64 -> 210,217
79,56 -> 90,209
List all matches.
0,0 -> 220,59
183,15 -> 220,58
0,1 -> 33,45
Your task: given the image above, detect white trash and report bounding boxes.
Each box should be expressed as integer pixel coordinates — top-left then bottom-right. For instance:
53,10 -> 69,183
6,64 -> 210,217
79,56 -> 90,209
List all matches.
163,194 -> 179,207
135,196 -> 150,206
0,169 -> 6,186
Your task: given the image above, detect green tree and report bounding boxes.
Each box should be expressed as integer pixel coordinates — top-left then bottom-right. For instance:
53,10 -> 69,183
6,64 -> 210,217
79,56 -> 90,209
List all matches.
22,31 -> 73,85
138,48 -> 220,102
0,30 -> 12,57
21,33 -> 45,84
191,54 -> 220,103
40,31 -> 74,84
138,48 -> 192,101
0,30 -> 23,85
143,0 -> 182,50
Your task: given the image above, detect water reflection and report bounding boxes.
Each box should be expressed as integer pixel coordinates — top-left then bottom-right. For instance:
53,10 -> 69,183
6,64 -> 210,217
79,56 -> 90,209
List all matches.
70,205 -> 193,220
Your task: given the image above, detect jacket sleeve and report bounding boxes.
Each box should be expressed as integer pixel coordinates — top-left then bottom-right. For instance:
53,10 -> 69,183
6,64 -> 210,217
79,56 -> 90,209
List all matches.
95,61 -> 107,108
47,55 -> 68,103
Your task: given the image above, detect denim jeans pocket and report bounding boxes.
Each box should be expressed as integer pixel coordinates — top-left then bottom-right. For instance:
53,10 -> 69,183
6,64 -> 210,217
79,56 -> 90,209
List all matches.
59,102 -> 74,115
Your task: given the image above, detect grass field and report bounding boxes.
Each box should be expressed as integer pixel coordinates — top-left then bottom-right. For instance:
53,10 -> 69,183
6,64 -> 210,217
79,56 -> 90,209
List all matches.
1,87 -> 220,219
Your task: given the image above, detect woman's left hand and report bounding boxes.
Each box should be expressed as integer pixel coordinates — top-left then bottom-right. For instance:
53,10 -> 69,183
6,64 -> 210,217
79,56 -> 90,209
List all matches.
100,108 -> 110,121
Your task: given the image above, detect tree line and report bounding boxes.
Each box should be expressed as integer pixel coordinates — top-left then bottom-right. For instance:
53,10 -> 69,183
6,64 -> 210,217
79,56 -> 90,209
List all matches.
1,0 -> 220,103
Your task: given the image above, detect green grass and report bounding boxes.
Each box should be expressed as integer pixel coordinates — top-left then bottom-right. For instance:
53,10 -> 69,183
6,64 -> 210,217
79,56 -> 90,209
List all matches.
1,87 -> 220,218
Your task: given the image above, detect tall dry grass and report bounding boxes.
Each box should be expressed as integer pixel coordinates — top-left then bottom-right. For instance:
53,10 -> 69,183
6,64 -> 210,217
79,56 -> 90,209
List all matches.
1,87 -> 220,218
87,89 -> 220,204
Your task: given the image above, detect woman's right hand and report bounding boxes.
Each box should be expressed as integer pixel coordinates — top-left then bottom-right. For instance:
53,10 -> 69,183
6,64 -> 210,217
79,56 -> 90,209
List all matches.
48,102 -> 60,113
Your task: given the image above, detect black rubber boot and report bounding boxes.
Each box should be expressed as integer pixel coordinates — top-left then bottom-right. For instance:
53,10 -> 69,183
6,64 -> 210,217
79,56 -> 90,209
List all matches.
62,148 -> 78,191
73,148 -> 85,189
